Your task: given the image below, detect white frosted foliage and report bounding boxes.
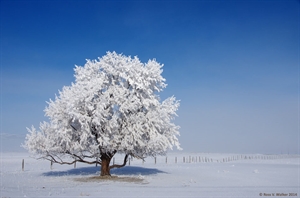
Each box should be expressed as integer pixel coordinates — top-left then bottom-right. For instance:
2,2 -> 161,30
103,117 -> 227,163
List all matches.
24,52 -> 181,163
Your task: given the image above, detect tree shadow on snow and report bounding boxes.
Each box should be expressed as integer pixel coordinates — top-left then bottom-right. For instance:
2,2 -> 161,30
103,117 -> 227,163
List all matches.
42,166 -> 166,177
111,166 -> 166,176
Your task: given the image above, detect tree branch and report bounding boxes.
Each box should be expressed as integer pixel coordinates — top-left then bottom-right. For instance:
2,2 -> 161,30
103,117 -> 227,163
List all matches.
42,151 -> 101,166
109,154 -> 129,169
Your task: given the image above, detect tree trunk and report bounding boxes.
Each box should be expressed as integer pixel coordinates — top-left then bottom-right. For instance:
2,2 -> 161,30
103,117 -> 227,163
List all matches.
100,154 -> 112,176
100,153 -> 129,176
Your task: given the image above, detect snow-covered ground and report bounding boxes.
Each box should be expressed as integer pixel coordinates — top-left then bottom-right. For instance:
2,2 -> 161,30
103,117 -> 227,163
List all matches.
1,152 -> 299,197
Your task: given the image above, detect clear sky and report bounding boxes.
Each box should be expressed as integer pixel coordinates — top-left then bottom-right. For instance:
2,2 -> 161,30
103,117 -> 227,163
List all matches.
1,0 -> 299,154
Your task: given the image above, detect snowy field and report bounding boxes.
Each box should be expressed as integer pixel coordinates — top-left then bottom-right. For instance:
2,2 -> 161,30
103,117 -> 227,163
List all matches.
1,152 -> 299,198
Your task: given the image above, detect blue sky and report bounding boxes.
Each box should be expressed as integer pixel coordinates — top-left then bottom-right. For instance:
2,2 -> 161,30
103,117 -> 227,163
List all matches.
1,0 -> 299,153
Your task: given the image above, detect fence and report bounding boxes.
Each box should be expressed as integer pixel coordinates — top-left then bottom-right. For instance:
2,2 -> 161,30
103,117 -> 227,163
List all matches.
21,154 -> 298,171
121,154 -> 297,165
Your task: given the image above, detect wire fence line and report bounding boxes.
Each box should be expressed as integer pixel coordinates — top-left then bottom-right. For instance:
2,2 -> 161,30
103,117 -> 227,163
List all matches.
21,154 -> 299,171
121,154 -> 299,165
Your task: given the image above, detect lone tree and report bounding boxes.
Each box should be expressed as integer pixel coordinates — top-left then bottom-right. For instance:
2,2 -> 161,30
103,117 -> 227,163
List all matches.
24,52 -> 181,176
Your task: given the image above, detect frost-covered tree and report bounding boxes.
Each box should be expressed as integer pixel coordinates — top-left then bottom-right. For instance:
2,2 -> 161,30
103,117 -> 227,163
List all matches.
24,52 -> 181,176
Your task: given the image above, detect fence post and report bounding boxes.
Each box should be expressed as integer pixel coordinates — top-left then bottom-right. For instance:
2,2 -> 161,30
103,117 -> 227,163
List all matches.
166,156 -> 168,164
22,159 -> 24,171
155,157 -> 156,164
51,161 -> 53,170
175,156 -> 177,163
74,161 -> 76,168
